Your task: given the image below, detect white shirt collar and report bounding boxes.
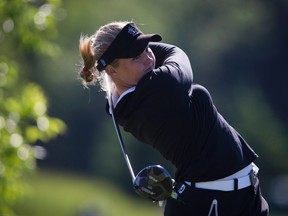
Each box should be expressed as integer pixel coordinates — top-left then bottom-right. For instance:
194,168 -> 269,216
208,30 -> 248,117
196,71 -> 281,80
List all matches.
109,86 -> 136,114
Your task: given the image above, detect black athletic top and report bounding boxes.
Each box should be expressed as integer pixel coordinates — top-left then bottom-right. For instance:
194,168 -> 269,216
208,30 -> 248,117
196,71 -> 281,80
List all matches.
107,42 -> 258,182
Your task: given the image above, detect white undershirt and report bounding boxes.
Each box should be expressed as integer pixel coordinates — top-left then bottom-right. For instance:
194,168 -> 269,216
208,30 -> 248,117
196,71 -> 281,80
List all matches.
109,86 -> 136,114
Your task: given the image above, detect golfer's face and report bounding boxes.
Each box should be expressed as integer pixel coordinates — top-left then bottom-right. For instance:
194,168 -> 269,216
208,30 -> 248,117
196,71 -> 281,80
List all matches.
114,46 -> 155,89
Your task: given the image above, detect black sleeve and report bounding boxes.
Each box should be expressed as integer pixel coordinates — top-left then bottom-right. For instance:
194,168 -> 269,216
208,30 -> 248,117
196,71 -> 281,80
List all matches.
149,42 -> 193,94
112,43 -> 193,158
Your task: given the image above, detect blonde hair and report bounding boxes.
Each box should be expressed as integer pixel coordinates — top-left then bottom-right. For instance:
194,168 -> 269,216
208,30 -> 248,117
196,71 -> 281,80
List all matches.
79,21 -> 130,90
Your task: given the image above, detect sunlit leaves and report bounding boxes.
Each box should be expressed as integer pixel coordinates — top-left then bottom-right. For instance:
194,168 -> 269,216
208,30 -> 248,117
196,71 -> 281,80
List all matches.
0,59 -> 18,91
0,0 -> 66,57
0,0 -> 66,214
0,57 -> 66,213
2,18 -> 14,33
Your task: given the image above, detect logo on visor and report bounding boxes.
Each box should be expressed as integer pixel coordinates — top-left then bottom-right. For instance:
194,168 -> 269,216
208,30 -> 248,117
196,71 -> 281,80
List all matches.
128,26 -> 139,36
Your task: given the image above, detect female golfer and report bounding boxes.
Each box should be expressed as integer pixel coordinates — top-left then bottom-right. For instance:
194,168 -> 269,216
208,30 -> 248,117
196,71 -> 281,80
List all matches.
78,21 -> 269,216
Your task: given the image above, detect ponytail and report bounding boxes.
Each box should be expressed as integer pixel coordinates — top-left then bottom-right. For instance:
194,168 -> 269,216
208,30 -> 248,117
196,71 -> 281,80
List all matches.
78,21 -> 130,90
79,35 -> 97,85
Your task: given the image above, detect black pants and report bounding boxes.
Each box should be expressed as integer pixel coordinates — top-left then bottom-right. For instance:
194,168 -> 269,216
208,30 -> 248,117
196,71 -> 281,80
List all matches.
164,177 -> 269,216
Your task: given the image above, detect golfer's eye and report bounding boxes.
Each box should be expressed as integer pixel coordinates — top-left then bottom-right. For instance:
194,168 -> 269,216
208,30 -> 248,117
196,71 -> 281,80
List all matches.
132,46 -> 149,61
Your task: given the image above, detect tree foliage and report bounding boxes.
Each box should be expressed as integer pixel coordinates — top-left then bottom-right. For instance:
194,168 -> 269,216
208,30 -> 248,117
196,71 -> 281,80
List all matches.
0,0 -> 66,214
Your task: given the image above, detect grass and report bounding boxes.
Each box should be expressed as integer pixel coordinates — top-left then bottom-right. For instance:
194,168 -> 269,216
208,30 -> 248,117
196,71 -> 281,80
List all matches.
11,169 -> 288,216
12,169 -> 162,216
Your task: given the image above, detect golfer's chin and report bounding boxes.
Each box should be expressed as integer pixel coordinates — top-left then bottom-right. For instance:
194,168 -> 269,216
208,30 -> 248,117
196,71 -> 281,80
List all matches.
144,68 -> 153,74
144,63 -> 155,74
136,68 -> 153,85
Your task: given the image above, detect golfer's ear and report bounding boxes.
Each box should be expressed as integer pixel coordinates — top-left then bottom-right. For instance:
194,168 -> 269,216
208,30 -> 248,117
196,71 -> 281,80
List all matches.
106,65 -> 118,78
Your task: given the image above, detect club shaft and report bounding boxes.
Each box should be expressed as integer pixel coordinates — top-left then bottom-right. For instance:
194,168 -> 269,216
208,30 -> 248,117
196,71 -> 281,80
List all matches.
105,74 -> 135,182
110,110 -> 136,181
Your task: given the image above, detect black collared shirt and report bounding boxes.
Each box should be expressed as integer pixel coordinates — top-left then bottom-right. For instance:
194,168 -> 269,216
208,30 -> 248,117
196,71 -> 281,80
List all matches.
107,42 -> 258,182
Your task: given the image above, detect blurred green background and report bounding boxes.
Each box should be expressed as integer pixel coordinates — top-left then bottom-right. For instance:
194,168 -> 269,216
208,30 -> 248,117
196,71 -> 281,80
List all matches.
1,0 -> 287,215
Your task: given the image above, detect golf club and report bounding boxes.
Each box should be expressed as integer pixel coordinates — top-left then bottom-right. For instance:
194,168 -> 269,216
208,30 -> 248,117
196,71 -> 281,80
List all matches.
105,74 -> 136,182
104,74 -> 175,204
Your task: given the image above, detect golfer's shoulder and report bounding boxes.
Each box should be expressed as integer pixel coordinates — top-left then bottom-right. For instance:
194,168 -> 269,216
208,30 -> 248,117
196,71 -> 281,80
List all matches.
191,84 -> 214,106
192,84 -> 211,96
